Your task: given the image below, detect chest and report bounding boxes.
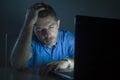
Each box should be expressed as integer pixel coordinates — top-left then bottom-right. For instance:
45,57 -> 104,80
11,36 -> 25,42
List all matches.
34,43 -> 69,65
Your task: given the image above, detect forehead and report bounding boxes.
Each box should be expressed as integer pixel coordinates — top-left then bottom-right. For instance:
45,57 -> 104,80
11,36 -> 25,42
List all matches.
35,16 -> 56,28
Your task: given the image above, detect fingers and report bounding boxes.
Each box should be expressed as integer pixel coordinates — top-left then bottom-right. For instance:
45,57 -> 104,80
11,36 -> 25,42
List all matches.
47,61 -> 68,71
48,61 -> 68,72
39,61 -> 69,75
46,62 -> 58,72
39,62 -> 57,75
54,66 -> 68,72
30,3 -> 45,11
27,3 -> 45,16
31,3 -> 43,9
28,6 -> 44,14
25,3 -> 46,25
46,64 -> 56,74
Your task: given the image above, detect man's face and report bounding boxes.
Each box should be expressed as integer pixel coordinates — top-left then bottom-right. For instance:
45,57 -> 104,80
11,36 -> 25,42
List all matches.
34,16 -> 60,46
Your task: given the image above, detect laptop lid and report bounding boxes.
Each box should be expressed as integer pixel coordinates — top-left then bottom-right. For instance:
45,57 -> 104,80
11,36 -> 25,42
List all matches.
75,15 -> 120,80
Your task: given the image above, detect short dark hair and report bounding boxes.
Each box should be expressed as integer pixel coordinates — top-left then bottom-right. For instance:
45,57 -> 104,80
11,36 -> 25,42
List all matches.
37,3 -> 57,20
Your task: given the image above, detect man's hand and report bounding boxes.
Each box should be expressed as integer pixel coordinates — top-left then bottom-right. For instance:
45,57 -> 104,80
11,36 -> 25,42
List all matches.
25,3 -> 45,26
39,60 -> 70,75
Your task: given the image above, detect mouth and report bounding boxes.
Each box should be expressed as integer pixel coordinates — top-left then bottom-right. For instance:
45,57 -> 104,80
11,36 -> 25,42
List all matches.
44,37 -> 55,44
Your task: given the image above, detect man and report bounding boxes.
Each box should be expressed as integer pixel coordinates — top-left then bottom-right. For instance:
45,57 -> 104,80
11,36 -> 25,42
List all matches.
10,2 -> 74,74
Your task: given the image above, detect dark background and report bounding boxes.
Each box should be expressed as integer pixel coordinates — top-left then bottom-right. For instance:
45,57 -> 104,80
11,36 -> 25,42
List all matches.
0,0 -> 120,68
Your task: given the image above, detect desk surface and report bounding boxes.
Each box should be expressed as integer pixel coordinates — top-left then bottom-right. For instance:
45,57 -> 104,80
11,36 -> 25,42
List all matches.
0,68 -> 62,80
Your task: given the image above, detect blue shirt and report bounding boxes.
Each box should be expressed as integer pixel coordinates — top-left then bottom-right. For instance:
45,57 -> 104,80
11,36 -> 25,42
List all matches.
25,29 -> 75,68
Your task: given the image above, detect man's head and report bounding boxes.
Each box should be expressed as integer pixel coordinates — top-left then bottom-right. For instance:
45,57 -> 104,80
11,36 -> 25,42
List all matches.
33,3 -> 60,47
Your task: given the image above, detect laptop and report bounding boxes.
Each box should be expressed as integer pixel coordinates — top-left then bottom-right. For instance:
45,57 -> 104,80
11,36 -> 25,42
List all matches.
50,69 -> 74,80
75,15 -> 120,80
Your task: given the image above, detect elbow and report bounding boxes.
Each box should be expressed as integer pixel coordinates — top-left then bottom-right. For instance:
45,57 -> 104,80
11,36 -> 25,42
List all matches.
10,55 -> 25,70
10,59 -> 24,70
10,50 -> 32,70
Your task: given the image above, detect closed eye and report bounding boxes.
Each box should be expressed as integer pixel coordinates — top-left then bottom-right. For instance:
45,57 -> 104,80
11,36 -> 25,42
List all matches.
49,26 -> 54,28
48,24 -> 56,30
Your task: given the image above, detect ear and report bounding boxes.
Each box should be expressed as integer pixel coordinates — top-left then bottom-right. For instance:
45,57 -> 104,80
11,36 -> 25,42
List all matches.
56,20 -> 60,29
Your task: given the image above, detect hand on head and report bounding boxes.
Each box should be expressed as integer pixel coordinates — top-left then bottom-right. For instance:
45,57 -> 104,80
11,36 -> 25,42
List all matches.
25,3 -> 45,25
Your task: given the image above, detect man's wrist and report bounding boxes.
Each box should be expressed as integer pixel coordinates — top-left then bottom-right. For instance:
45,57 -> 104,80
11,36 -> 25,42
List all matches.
64,58 -> 72,69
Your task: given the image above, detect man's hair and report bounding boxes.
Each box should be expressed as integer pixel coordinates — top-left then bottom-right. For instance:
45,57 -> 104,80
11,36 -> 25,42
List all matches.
37,3 -> 57,20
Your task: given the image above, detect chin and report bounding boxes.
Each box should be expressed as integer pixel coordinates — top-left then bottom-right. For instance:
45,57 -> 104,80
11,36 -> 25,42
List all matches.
45,41 -> 56,46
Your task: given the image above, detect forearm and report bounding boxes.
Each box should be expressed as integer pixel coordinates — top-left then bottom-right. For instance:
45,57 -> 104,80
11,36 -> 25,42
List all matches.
10,23 -> 33,69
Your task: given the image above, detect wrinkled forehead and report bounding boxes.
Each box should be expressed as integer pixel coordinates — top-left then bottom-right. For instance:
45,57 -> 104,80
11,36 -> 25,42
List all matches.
35,16 -> 57,28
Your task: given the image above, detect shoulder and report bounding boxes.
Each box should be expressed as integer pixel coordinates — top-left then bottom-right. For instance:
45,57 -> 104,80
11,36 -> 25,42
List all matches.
58,29 -> 75,42
59,29 -> 74,39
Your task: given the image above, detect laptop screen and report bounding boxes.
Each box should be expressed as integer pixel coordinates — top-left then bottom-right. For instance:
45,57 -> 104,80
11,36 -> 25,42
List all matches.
75,15 -> 120,80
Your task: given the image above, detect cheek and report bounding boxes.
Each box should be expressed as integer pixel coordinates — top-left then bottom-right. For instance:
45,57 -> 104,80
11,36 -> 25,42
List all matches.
52,30 -> 58,37
35,32 -> 44,40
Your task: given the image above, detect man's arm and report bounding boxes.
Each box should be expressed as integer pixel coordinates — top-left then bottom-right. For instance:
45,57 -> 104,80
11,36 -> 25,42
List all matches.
10,23 -> 33,69
10,4 -> 44,69
39,57 -> 74,74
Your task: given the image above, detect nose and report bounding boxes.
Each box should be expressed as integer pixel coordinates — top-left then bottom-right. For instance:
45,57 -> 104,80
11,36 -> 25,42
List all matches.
42,29 -> 50,37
